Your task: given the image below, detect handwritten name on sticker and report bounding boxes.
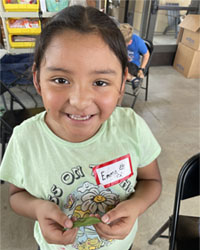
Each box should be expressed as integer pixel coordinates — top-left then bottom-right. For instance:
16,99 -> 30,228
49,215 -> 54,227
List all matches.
93,154 -> 133,188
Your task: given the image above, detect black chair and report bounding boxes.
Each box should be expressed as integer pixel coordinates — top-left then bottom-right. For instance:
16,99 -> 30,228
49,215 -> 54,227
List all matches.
141,39 -> 154,102
125,39 -> 154,108
0,81 -> 45,161
148,153 -> 200,250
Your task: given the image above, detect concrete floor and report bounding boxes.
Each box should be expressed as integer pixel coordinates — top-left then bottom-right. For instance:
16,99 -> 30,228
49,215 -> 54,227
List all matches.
0,66 -> 200,250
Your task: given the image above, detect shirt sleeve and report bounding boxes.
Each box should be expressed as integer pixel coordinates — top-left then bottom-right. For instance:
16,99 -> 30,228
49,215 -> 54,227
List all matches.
137,36 -> 148,55
0,127 -> 25,188
135,113 -> 161,167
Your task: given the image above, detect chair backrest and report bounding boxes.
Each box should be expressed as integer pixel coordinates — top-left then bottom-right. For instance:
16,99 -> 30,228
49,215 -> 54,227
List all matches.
0,81 -> 26,111
169,153 -> 200,250
143,39 -> 154,76
181,154 -> 200,200
0,53 -> 33,86
0,81 -> 45,160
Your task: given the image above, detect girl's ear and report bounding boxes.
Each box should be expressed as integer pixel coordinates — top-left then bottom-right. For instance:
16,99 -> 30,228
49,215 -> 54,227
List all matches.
120,67 -> 128,94
117,67 -> 128,106
32,65 -> 41,96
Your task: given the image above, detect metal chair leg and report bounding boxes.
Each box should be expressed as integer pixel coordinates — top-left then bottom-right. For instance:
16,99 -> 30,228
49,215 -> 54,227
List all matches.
1,132 -> 6,160
148,219 -> 170,244
1,130 -> 6,184
131,78 -> 143,108
128,244 -> 133,250
131,95 -> 138,109
145,72 -> 149,101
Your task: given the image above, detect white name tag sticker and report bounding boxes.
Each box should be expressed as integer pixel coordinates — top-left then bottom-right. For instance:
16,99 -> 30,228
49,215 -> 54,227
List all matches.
93,154 -> 133,188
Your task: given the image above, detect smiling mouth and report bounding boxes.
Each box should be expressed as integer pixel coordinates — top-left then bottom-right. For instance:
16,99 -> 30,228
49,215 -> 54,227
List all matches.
67,114 -> 93,121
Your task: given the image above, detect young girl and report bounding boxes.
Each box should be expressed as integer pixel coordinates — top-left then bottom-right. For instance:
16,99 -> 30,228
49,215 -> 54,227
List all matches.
0,6 -> 162,250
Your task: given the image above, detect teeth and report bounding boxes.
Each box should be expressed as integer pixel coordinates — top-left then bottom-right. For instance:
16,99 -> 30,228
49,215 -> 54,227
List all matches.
69,114 -> 91,121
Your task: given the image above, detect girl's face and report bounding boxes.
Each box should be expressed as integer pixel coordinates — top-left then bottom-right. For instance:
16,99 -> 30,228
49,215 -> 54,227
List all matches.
33,30 -> 127,142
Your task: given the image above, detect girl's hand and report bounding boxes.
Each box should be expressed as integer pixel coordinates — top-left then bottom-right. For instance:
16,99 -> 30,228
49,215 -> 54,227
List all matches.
35,200 -> 78,245
94,199 -> 139,240
94,160 -> 162,240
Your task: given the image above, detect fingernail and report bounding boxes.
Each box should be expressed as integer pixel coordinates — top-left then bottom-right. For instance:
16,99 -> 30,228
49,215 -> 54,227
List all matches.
64,220 -> 73,229
102,214 -> 109,224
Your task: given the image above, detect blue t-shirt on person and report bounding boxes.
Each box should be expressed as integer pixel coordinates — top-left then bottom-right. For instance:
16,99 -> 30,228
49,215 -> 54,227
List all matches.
127,34 -> 147,67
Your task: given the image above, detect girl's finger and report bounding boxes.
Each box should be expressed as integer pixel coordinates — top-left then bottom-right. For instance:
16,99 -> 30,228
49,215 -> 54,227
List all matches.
50,207 -> 73,229
101,206 -> 126,225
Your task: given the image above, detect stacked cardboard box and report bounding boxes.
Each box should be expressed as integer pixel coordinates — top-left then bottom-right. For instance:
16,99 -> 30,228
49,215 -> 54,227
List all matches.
173,14 -> 200,79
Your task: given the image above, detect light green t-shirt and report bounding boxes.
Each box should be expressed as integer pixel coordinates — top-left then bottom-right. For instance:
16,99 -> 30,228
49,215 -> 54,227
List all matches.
0,107 -> 161,250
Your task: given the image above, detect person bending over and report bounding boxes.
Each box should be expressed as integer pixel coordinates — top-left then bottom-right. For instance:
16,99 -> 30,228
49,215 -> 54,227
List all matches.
119,23 -> 150,89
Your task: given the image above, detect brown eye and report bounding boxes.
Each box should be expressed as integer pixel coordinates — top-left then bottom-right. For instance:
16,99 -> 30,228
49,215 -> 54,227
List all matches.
54,78 -> 69,84
94,81 -> 107,87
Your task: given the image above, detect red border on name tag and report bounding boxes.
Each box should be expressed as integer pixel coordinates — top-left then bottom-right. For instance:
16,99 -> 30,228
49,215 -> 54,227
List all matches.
93,154 -> 133,188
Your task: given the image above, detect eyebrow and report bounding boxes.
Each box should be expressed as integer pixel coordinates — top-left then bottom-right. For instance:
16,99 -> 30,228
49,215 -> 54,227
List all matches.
46,67 -> 117,75
92,69 -> 117,75
46,67 -> 72,74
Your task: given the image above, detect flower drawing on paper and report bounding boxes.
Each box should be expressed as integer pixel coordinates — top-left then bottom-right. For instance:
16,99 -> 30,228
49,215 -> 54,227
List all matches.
81,188 -> 119,214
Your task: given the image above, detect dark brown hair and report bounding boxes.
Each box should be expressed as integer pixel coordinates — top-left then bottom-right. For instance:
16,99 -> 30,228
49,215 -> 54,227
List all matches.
33,5 -> 128,80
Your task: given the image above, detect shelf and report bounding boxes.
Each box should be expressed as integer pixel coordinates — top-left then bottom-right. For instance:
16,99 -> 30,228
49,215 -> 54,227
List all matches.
0,11 -> 40,18
41,12 -> 57,18
0,0 -> 56,53
5,47 -> 35,54
0,11 -> 56,18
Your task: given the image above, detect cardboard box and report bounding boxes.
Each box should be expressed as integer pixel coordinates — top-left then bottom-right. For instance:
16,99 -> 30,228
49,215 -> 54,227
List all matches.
173,43 -> 200,79
179,14 -> 200,50
176,27 -> 184,44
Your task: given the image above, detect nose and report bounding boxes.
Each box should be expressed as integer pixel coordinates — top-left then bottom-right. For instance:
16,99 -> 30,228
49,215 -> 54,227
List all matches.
69,83 -> 92,110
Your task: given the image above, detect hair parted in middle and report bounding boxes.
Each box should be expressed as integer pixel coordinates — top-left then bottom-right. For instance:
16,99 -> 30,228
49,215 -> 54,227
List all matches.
33,5 -> 128,81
